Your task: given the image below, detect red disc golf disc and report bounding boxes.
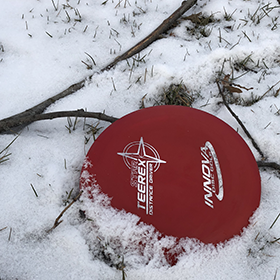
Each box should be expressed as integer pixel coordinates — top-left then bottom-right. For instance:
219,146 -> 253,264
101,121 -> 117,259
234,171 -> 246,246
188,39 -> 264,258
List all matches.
80,106 -> 261,244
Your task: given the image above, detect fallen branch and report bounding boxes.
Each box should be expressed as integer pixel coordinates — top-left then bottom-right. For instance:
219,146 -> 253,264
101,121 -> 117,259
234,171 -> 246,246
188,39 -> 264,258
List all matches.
103,0 -> 197,71
47,190 -> 83,233
30,109 -> 118,123
216,81 -> 265,159
0,0 -> 197,134
0,80 -> 87,134
0,109 -> 118,134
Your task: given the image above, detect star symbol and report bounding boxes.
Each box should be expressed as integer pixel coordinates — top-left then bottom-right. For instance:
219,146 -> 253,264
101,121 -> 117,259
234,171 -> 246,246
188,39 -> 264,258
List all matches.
118,137 -> 166,171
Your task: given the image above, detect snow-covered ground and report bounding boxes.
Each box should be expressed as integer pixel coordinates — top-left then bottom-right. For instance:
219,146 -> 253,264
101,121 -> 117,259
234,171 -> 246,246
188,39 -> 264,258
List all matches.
1,0 -> 280,279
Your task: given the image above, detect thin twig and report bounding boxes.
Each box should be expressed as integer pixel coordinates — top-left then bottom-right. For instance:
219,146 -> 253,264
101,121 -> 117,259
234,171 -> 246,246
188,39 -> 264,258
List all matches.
218,80 -> 280,171
216,81 -> 265,159
47,190 -> 83,233
259,79 -> 280,100
257,161 -> 280,171
0,0 -> 197,134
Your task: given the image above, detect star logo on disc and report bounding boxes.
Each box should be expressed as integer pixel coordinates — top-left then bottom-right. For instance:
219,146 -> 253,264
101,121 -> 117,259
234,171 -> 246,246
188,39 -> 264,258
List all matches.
118,137 -> 166,172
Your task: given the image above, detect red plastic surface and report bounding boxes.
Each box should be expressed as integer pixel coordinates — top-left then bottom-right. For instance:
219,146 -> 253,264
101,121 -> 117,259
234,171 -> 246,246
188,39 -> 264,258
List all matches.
80,106 -> 261,244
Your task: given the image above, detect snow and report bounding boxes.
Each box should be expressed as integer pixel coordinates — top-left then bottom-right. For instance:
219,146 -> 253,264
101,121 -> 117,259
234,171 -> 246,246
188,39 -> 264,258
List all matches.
1,0 -> 280,279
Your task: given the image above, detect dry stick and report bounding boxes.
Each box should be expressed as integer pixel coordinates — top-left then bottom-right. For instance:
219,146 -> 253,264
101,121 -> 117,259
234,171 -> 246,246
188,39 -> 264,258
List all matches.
216,81 -> 265,159
0,0 -> 197,134
218,81 -> 280,171
47,190 -> 83,233
24,109 -> 118,126
0,80 -> 87,134
103,0 -> 197,71
257,161 -> 280,171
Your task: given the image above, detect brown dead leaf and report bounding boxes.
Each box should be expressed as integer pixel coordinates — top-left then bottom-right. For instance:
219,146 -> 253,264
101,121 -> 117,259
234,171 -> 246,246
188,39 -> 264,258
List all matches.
224,85 -> 243,93
221,74 -> 253,94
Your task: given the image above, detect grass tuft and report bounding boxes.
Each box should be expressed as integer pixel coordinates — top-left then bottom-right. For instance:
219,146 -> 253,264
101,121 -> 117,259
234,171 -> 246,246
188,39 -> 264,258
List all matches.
63,188 -> 74,205
240,3 -> 280,26
95,236 -> 127,279
223,7 -> 237,21
248,212 -> 280,259
84,121 -> 102,143
65,116 -> 79,133
184,12 -> 217,39
0,135 -> 20,165
81,52 -> 96,70
154,82 -> 194,107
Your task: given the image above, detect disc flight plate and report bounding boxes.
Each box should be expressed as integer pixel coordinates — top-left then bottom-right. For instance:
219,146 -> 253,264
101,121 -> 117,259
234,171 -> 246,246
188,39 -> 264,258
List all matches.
80,106 -> 261,244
